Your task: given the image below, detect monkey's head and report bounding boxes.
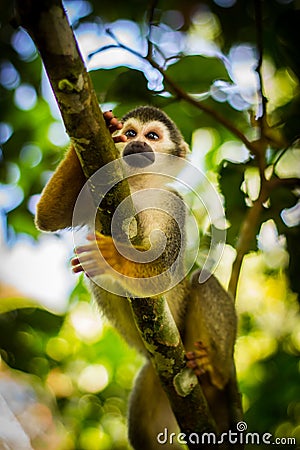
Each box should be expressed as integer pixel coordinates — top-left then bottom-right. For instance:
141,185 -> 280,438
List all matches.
114,106 -> 189,168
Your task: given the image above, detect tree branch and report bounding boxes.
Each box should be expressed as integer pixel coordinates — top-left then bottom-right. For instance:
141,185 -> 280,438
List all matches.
146,0 -> 159,59
269,176 -> 300,190
228,171 -> 300,298
228,191 -> 266,298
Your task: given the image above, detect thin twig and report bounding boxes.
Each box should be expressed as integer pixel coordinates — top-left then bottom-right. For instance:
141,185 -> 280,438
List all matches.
269,176 -> 300,190
228,168 -> 300,299
254,0 -> 267,129
146,0 -> 159,59
228,181 -> 269,298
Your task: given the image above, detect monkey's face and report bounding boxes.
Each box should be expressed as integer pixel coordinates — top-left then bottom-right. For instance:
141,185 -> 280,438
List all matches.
115,118 -> 182,168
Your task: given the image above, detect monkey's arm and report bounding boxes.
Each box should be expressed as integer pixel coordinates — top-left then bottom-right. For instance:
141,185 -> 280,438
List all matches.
35,112 -> 126,232
72,231 -> 175,279
35,145 -> 86,231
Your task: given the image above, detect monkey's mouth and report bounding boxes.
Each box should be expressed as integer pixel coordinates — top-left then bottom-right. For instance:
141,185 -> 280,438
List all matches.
123,141 -> 155,168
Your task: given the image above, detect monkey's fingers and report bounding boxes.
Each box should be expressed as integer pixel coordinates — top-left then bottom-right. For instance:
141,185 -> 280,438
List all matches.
77,235 -> 117,261
72,255 -> 106,275
113,135 -> 127,143
103,110 -> 115,127
87,233 -> 115,249
71,257 -> 80,266
103,110 -> 113,119
73,239 -> 118,276
72,250 -> 100,265
109,120 -> 123,134
86,232 -> 106,242
88,233 -> 145,253
103,111 -> 123,133
186,342 -> 208,361
186,359 -> 206,377
82,233 -> 153,277
186,355 -> 211,377
72,263 -> 104,277
185,341 -> 212,378
72,263 -> 85,274
71,255 -> 88,274
194,341 -> 208,352
186,342 -> 225,389
86,233 -> 97,241
75,243 -> 98,254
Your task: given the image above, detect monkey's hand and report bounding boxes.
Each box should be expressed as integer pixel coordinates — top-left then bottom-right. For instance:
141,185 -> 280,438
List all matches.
103,111 -> 127,143
72,232 -> 157,279
186,341 -> 225,390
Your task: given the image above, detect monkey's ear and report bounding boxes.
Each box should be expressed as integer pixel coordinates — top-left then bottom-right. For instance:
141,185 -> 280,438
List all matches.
35,145 -> 86,231
178,141 -> 189,158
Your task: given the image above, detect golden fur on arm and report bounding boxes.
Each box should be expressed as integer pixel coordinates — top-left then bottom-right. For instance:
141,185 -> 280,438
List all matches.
35,145 -> 86,231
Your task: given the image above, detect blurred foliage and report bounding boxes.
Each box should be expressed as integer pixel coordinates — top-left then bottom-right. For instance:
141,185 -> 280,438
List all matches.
0,0 -> 299,449
0,279 -> 142,449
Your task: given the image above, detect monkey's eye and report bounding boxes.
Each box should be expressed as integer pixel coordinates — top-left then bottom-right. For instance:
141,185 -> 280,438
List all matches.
146,131 -> 159,140
125,129 -> 137,138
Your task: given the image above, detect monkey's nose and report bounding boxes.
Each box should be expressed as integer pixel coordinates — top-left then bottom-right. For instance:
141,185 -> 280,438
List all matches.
123,141 -> 155,168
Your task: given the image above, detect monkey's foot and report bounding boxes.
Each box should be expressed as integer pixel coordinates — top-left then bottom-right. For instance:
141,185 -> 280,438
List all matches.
95,233 -> 133,275
185,341 -> 213,378
72,233 -> 124,276
72,232 -> 145,278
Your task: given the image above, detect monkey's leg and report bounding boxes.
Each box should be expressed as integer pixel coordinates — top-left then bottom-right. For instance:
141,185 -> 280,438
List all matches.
128,361 -> 182,450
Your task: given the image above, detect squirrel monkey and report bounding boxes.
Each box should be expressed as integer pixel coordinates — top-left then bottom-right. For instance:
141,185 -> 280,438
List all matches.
36,106 -> 237,450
